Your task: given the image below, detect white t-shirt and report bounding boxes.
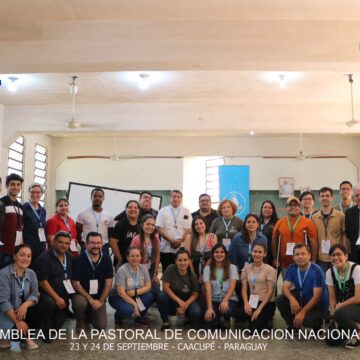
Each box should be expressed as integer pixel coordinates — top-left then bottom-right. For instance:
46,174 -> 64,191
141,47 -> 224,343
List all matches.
156,205 -> 192,253
77,207 -> 114,244
326,262 -> 360,286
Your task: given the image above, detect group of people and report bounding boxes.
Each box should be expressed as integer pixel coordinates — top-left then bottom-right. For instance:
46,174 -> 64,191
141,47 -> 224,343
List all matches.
0,173 -> 359,352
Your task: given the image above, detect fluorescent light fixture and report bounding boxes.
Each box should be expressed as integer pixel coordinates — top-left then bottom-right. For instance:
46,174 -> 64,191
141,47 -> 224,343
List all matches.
138,73 -> 150,90
279,74 -> 287,88
7,77 -> 18,92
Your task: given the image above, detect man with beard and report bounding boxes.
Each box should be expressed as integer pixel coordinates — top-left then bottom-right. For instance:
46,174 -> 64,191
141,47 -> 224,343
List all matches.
76,188 -> 114,256
191,193 -> 218,227
71,232 -> 113,332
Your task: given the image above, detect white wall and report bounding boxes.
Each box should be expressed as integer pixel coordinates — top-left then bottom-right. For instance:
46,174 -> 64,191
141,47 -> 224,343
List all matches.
49,134 -> 360,212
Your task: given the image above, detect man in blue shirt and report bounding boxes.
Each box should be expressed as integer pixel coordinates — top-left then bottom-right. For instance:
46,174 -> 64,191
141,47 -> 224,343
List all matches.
71,232 -> 113,332
276,243 -> 327,330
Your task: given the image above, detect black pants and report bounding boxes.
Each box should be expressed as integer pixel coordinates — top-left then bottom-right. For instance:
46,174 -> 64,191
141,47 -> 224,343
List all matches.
333,304 -> 360,332
275,294 -> 324,330
160,252 -> 176,272
38,293 -> 68,337
244,301 -> 276,331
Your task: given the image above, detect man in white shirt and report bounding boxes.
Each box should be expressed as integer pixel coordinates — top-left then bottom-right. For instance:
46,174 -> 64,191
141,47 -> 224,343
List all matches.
156,190 -> 192,271
76,188 -> 114,256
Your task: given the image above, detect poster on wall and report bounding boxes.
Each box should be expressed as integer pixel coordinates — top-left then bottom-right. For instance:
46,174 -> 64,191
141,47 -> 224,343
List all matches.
219,165 -> 250,220
279,177 -> 295,198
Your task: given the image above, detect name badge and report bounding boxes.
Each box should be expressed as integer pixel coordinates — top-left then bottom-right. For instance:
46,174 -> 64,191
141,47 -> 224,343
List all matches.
249,294 -> 260,309
321,239 -> 331,254
223,238 -> 231,251
70,239 -> 78,252
38,228 -> 47,242
356,235 -> 360,246
286,242 -> 296,256
89,279 -> 98,295
63,280 -> 75,294
135,297 -> 146,312
15,231 -> 24,246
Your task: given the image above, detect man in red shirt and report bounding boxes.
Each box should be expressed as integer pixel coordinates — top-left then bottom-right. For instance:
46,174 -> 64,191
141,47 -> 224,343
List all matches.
272,196 -> 318,277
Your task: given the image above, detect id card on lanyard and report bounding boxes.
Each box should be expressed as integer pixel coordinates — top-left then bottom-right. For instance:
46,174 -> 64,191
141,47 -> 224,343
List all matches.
85,250 -> 103,294
297,263 -> 311,306
286,216 -> 300,256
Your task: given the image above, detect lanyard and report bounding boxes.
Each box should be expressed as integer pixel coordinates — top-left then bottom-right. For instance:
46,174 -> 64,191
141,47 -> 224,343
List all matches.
169,206 -> 180,228
221,217 -> 233,237
127,264 -> 140,288
321,209 -> 333,239
287,216 -> 301,240
85,250 -> 103,278
61,216 -> 72,233
297,263 -> 311,304
15,272 -> 26,303
54,250 -> 68,280
334,263 -> 349,294
92,209 -> 102,230
249,264 -> 263,290
28,202 -> 43,227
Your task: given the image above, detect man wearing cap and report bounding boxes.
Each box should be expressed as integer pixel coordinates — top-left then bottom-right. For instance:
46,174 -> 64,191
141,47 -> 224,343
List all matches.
272,196 -> 318,277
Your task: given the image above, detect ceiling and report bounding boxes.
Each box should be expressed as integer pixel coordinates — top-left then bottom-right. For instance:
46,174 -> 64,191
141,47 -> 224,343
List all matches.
1,0 -> 360,136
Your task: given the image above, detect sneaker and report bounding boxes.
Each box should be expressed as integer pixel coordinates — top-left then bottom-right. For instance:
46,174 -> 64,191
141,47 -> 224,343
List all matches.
10,341 -> 21,353
135,316 -> 150,328
26,339 -> 39,350
160,323 -> 170,332
345,337 -> 360,350
0,340 -> 10,349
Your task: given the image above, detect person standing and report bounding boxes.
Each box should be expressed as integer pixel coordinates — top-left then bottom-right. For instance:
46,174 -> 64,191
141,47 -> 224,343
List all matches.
272,196 -> 317,277
156,190 -> 192,272
71,232 -> 113,331
258,200 -> 278,266
191,194 -> 218,228
210,199 -> 243,249
76,188 -> 114,256
335,181 -> 354,214
300,191 -> 317,220
0,174 -> 24,269
345,184 -> 360,264
22,183 -> 47,265
312,187 -> 345,273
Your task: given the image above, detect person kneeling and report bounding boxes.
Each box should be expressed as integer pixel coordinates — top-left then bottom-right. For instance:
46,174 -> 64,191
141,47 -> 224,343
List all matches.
204,244 -> 239,329
109,247 -> 154,327
241,244 -> 276,332
157,248 -> 202,330
276,243 -> 328,332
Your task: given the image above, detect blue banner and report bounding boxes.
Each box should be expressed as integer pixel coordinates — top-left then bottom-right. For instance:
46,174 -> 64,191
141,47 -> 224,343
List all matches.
219,165 -> 250,220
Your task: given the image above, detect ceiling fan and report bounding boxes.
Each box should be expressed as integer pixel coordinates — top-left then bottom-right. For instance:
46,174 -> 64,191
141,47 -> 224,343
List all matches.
66,76 -> 84,129
262,133 -> 346,160
345,74 -> 360,127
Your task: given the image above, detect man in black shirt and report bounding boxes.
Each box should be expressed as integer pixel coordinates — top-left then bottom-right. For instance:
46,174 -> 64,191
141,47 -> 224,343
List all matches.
191,193 -> 218,227
34,231 -> 73,340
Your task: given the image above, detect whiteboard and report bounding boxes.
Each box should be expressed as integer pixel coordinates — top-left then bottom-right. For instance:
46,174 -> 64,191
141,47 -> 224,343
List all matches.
67,182 -> 162,221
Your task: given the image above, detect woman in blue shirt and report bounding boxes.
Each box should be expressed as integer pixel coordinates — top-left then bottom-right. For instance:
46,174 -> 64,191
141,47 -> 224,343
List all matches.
229,214 -> 268,273
22,183 -> 47,265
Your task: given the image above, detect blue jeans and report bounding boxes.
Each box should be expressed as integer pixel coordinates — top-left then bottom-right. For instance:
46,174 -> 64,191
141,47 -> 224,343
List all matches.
109,292 -> 154,320
208,300 -> 237,326
157,292 -> 203,324
0,253 -> 13,270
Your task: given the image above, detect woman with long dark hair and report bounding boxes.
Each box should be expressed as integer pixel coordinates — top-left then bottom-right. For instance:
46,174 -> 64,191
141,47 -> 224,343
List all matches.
229,214 -> 268,273
130,214 -> 160,284
204,243 -> 239,329
184,215 -> 217,278
259,201 -> 278,266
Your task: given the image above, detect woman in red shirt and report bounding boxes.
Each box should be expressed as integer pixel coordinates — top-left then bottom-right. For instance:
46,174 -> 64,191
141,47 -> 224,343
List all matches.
46,197 -> 78,256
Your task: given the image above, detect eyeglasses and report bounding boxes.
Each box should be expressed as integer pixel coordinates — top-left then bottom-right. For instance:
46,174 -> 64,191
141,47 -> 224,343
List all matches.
331,252 -> 344,257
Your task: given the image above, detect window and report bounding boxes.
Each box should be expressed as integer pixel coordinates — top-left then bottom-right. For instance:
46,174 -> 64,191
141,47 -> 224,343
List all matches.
7,136 -> 25,202
205,157 -> 224,208
34,144 -> 47,206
